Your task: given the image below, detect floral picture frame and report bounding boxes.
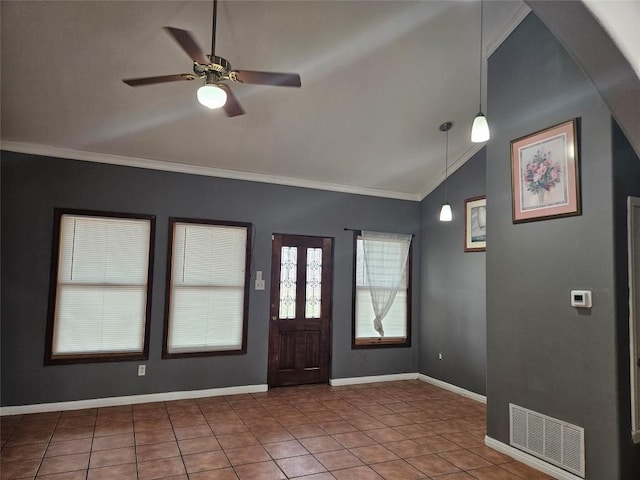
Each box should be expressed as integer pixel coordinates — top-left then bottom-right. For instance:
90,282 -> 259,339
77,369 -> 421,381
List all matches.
511,119 -> 581,223
465,196 -> 486,252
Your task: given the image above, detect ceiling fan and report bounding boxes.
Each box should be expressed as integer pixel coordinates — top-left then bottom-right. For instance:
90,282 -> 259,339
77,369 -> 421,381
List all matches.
122,0 -> 301,117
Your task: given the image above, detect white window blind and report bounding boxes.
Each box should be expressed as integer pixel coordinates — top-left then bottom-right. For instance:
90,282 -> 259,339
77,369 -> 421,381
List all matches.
52,214 -> 151,356
354,237 -> 409,341
167,221 -> 249,354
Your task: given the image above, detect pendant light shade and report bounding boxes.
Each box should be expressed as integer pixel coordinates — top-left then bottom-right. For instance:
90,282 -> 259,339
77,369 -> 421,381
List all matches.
439,121 -> 454,222
439,203 -> 453,222
471,111 -> 490,143
471,0 -> 490,143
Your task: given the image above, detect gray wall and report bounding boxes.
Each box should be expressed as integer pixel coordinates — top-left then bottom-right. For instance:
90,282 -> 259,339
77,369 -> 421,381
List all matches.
526,0 -> 640,158
486,13 -> 622,479
419,149 -> 486,395
1,152 -> 420,406
612,120 -> 640,477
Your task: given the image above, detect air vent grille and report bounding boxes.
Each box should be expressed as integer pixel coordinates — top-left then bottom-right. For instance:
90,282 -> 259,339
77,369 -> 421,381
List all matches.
509,403 -> 585,477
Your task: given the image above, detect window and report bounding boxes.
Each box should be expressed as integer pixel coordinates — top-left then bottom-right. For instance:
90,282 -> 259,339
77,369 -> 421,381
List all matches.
164,218 -> 251,357
45,209 -> 155,363
352,232 -> 412,347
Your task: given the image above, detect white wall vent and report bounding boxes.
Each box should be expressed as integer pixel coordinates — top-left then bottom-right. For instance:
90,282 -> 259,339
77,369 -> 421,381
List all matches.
509,403 -> 585,477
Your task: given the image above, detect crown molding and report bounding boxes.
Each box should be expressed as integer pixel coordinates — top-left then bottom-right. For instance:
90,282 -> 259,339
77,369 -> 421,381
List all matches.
1,141 -> 421,202
486,3 -> 531,57
417,142 -> 485,201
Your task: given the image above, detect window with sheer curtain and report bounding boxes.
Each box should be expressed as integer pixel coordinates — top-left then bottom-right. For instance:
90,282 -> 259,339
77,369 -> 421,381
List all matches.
353,232 -> 412,347
46,210 -> 154,363
164,218 -> 251,357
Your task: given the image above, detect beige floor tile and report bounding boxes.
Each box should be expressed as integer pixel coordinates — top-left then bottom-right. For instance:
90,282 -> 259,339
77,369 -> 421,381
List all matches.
135,441 -> 180,462
299,435 -> 344,453
234,460 -> 286,480
1,381 -> 558,480
38,452 -> 89,476
369,459 -> 426,479
349,444 -> 399,464
406,453 -> 461,476
137,456 -> 186,480
183,450 -> 231,473
0,459 -> 41,479
263,439 -> 309,459
178,435 -> 221,455
225,444 -> 271,466
87,462 -> 137,480
188,467 -> 239,479
276,454 -> 327,477
89,447 -> 136,468
314,449 -> 364,470
332,465 -> 383,479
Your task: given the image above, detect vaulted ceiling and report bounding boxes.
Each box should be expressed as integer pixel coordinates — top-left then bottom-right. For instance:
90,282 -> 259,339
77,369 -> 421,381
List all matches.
1,0 -> 529,200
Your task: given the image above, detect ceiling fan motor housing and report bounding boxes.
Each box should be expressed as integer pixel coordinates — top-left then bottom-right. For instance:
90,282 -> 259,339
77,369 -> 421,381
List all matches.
195,55 -> 231,79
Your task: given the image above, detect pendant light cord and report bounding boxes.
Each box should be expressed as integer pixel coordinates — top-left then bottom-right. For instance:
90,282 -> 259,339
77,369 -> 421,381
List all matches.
478,0 -> 483,111
444,129 -> 449,201
439,121 -> 453,202
211,0 -> 218,57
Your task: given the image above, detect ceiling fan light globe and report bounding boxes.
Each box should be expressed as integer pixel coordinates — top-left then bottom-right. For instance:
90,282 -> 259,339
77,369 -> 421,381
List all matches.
471,112 -> 490,143
197,84 -> 227,109
439,203 -> 453,222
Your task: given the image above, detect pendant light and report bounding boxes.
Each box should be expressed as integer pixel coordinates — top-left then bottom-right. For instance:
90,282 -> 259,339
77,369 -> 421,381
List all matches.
471,0 -> 490,143
439,121 -> 453,222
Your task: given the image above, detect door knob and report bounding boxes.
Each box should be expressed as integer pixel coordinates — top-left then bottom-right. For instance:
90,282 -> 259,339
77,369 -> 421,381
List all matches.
271,316 -> 278,321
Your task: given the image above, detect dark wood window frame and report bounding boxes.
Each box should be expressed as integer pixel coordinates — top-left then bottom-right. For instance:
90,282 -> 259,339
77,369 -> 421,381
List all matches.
351,231 -> 412,349
163,217 -> 252,359
45,208 -> 155,365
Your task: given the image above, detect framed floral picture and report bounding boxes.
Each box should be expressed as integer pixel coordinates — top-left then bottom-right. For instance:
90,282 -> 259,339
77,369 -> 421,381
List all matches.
511,119 -> 581,223
465,196 -> 486,252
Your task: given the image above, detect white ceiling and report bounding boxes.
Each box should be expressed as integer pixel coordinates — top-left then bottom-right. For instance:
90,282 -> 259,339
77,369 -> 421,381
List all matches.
1,0 -> 528,201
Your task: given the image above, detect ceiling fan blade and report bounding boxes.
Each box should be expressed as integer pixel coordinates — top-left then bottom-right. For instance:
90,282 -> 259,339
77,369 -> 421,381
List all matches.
164,27 -> 210,64
233,70 -> 301,87
122,73 -> 195,86
219,84 -> 245,117
122,73 -> 196,87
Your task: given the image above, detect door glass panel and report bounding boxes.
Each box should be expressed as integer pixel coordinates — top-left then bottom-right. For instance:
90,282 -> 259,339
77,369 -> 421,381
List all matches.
305,247 -> 322,318
279,246 -> 297,319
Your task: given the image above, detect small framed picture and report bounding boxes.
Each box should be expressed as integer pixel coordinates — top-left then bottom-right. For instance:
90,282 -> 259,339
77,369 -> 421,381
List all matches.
511,119 -> 580,223
465,196 -> 486,252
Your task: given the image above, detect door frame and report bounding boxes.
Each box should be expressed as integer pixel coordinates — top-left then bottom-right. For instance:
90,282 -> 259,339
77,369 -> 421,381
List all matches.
629,196 -> 640,443
267,233 -> 334,388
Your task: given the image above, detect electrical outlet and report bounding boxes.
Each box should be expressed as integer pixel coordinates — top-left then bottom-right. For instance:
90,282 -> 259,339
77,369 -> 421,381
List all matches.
438,353 -> 443,360
138,364 -> 146,376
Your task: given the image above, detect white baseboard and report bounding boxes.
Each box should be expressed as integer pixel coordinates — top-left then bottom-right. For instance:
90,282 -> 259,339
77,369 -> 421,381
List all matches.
485,436 -> 584,480
330,373 -> 418,386
417,374 -> 486,404
0,384 -> 268,416
1,374 -> 486,416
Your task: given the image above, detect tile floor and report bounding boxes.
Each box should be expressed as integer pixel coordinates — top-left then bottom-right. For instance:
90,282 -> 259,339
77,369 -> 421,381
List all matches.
0,380 -> 554,479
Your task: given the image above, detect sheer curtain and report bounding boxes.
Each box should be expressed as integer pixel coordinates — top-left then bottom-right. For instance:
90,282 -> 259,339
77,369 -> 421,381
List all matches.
361,231 -> 412,337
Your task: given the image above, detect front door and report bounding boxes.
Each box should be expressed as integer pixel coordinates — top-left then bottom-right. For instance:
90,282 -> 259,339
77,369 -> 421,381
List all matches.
268,234 -> 332,387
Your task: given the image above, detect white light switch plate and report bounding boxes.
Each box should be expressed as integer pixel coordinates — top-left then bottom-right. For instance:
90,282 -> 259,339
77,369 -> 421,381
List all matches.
255,271 -> 265,290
